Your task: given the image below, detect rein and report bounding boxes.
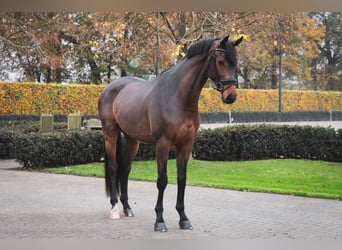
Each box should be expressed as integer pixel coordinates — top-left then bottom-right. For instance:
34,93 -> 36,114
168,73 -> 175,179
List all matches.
210,48 -> 238,92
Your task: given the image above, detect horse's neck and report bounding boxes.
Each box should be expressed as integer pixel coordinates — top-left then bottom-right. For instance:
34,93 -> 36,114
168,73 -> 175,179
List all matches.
152,54 -> 211,112
174,55 -> 211,109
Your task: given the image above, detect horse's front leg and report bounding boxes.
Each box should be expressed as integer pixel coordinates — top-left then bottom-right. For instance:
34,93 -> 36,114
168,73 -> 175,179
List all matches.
154,139 -> 170,232
175,142 -> 193,230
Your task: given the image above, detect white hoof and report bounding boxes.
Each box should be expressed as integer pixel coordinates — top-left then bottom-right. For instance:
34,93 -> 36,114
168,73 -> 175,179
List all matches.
109,204 -> 120,220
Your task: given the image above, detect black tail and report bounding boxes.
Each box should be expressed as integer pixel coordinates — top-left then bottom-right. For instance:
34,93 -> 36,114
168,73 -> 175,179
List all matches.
104,133 -> 123,197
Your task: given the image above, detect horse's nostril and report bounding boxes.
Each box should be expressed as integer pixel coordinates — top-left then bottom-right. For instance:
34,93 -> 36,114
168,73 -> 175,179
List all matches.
225,95 -> 236,104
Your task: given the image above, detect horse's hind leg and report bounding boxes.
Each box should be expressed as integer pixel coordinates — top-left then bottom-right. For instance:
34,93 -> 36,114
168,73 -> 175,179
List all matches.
103,124 -> 121,219
119,136 -> 139,217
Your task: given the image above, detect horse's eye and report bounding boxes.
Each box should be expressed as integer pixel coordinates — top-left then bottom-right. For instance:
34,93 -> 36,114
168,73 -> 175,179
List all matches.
218,60 -> 225,66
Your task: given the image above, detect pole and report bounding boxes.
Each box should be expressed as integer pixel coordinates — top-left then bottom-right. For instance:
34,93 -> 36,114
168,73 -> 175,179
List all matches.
278,18 -> 283,113
229,110 -> 232,125
156,12 -> 161,76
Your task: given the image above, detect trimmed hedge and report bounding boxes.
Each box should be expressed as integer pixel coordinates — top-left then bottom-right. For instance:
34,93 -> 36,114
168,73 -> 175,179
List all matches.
0,128 -> 17,159
0,127 -> 173,168
0,82 -> 103,115
193,125 -> 341,162
14,131 -> 104,168
1,82 -> 341,114
0,124 -> 341,168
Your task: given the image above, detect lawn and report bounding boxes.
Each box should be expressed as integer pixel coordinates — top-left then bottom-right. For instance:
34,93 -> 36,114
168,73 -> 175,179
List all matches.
41,159 -> 342,200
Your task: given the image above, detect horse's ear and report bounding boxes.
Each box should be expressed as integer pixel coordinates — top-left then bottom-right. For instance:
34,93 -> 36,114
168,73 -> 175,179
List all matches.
233,36 -> 243,47
220,36 -> 229,46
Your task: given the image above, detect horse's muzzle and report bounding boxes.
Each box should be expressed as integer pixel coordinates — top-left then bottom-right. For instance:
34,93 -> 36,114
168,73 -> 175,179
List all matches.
223,93 -> 237,104
216,79 -> 238,104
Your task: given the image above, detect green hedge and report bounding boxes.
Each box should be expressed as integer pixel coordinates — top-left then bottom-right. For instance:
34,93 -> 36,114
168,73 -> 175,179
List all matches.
14,131 -> 104,168
0,128 -> 172,168
0,125 -> 341,168
0,128 -> 17,159
193,125 -> 341,162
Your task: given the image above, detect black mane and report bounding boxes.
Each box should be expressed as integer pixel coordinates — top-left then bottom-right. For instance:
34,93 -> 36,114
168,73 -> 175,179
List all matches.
185,37 -> 238,67
185,38 -> 218,59
158,37 -> 238,77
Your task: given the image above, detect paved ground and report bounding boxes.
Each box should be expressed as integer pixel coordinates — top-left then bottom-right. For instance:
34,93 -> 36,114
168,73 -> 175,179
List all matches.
0,159 -> 341,239
200,121 -> 342,129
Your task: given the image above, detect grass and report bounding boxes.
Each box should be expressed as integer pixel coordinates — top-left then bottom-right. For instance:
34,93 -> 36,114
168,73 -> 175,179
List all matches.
41,159 -> 342,200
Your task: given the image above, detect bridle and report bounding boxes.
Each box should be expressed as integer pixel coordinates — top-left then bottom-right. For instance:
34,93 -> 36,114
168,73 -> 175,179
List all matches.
210,48 -> 238,92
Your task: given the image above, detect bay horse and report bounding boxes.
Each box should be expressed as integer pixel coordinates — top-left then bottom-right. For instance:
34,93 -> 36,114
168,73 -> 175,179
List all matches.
98,35 -> 243,232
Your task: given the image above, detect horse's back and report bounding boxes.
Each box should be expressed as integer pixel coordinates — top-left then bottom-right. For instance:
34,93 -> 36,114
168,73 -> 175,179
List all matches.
98,76 -> 156,139
101,76 -> 146,97
99,76 -> 149,107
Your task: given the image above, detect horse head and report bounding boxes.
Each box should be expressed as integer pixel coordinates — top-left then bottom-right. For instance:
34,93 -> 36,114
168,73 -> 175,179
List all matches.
208,35 -> 243,104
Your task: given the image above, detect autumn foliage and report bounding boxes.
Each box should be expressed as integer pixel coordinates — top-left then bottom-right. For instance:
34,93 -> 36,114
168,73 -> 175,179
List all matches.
0,82 -> 103,115
199,88 -> 342,112
1,12 -> 340,91
0,82 -> 341,115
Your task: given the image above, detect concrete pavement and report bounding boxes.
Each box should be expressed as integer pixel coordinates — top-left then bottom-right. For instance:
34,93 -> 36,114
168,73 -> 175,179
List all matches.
0,159 -> 341,239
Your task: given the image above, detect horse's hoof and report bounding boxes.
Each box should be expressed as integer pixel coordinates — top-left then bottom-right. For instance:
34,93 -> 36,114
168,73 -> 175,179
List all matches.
109,208 -> 120,220
124,208 -> 134,217
154,222 -> 168,232
179,220 -> 193,230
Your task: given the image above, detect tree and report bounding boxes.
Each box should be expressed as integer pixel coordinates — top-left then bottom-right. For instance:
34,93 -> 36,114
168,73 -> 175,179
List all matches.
236,12 -> 325,90
0,13 -> 70,83
310,12 -> 341,90
0,12 -> 334,90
